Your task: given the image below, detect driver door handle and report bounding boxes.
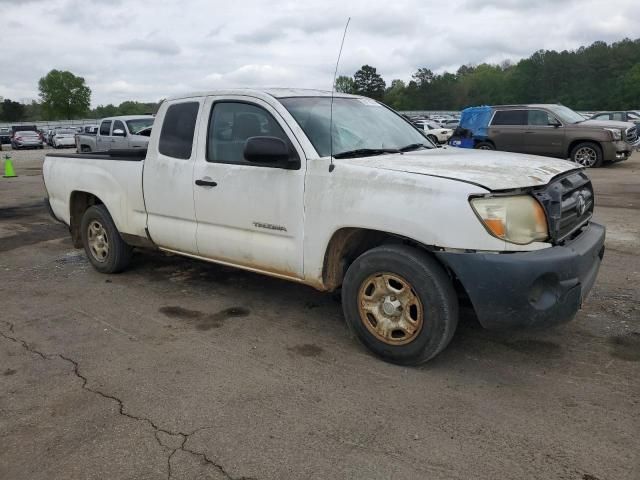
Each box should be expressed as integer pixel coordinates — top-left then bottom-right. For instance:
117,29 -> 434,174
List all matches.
195,179 -> 217,187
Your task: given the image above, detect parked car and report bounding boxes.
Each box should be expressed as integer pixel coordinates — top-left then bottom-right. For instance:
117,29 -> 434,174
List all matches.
449,104 -> 639,167
441,119 -> 460,129
80,125 -> 99,135
44,88 -> 605,365
12,130 -> 44,149
76,115 -> 154,153
590,111 -> 640,127
0,127 -> 11,144
414,120 -> 453,143
52,129 -> 77,148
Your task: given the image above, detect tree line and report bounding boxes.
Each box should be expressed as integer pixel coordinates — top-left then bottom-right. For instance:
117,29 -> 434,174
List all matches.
2,37 -> 639,122
337,38 -> 640,111
0,69 -> 159,122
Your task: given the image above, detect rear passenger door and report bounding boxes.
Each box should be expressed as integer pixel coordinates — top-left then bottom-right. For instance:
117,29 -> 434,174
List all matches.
97,120 -> 112,151
488,110 -> 526,152
192,96 -> 306,278
521,109 -> 565,157
143,99 -> 202,254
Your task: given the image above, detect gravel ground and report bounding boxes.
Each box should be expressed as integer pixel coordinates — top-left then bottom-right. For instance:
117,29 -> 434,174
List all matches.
1,146 -> 639,480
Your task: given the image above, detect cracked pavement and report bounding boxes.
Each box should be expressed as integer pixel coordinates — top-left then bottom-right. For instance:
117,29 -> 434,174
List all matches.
1,148 -> 639,479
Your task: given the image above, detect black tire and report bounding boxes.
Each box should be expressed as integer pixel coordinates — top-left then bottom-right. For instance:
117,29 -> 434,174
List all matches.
342,244 -> 458,365
427,134 -> 439,145
570,142 -> 603,168
80,205 -> 132,274
474,141 -> 495,150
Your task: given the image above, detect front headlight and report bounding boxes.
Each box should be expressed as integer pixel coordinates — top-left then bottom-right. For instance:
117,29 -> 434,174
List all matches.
604,128 -> 622,141
470,195 -> 549,245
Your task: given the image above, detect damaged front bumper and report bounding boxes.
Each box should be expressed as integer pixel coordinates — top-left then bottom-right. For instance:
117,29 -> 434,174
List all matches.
435,223 -> 606,329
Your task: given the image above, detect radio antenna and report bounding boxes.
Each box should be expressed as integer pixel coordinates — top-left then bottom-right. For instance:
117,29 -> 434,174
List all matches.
329,17 -> 351,173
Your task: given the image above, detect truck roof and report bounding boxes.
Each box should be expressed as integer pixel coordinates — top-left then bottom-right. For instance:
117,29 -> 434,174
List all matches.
490,104 -> 563,109
101,115 -> 155,121
165,88 -> 362,102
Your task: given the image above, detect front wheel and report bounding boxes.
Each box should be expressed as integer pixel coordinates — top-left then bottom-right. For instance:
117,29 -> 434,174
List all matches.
80,205 -> 132,273
427,134 -> 439,145
570,142 -> 603,168
342,245 -> 458,365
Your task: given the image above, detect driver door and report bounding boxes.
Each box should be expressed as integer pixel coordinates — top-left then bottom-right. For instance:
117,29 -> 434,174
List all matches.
111,119 -> 128,149
192,96 -> 306,279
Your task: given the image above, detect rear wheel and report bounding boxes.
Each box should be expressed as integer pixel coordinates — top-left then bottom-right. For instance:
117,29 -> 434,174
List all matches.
570,142 -> 603,168
342,245 -> 458,365
80,205 -> 132,273
474,141 -> 494,150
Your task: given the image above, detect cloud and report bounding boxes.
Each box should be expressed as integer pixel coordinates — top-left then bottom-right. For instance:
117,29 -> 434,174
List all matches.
116,37 -> 181,56
1,0 -> 639,106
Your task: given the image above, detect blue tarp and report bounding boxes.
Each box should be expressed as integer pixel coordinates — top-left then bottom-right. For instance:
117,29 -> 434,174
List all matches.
459,106 -> 493,139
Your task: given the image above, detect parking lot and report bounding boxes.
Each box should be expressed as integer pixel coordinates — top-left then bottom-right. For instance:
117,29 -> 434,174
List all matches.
1,146 -> 639,479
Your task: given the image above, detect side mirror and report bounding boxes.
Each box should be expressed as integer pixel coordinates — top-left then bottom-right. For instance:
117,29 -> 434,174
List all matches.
112,129 -> 126,137
549,120 -> 561,128
244,136 -> 299,169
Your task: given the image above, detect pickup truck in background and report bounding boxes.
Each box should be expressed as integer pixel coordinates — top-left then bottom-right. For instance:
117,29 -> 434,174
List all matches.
75,115 -> 154,153
43,89 -> 605,364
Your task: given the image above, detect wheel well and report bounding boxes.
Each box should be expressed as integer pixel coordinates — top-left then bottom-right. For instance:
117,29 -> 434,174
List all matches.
69,191 -> 104,248
322,228 -> 435,291
475,139 -> 495,148
567,139 -> 601,158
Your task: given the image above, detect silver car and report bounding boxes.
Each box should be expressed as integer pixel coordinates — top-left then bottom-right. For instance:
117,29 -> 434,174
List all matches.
12,130 -> 43,149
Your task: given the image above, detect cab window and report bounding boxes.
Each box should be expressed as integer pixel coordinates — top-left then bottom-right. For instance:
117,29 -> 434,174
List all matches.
158,102 -> 200,160
112,120 -> 126,135
207,102 -> 292,166
99,120 -> 112,135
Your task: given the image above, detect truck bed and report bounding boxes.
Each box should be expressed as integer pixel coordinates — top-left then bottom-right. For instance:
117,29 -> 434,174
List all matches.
43,149 -> 149,240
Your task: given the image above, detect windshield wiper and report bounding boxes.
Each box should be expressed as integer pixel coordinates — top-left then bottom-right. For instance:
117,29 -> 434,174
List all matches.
399,143 -> 430,152
333,148 -> 401,159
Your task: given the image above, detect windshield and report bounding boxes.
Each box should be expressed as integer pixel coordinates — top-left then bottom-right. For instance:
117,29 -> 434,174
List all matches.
279,97 -> 432,157
18,131 -> 38,136
546,105 -> 585,124
126,118 -> 154,134
57,129 -> 76,134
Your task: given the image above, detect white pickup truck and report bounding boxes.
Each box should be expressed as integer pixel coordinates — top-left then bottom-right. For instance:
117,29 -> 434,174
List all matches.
44,89 -> 605,364
75,115 -> 154,153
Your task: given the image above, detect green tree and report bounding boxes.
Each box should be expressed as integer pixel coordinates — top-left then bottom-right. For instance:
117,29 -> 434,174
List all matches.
38,69 -> 91,119
412,68 -> 434,87
0,99 -> 26,121
619,63 -> 640,107
353,65 -> 386,100
384,79 -> 410,109
24,101 -> 43,121
334,75 -> 356,94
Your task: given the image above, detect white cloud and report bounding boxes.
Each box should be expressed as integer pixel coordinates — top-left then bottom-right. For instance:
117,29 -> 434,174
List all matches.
1,0 -> 639,106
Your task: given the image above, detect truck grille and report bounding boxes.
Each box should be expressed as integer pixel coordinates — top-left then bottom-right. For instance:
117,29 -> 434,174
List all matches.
533,171 -> 594,244
625,125 -> 639,145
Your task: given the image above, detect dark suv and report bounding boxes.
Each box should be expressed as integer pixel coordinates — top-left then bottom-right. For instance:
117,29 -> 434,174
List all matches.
478,104 -> 638,167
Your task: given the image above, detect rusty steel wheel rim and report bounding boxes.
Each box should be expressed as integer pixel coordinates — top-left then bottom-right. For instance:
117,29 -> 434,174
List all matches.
357,272 -> 424,346
88,220 -> 109,263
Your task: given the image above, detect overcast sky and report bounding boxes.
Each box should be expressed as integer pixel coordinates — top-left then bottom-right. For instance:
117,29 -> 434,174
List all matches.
2,0 -> 639,106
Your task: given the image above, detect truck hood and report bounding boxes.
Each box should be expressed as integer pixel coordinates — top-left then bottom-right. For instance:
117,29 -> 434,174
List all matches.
340,147 -> 580,191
